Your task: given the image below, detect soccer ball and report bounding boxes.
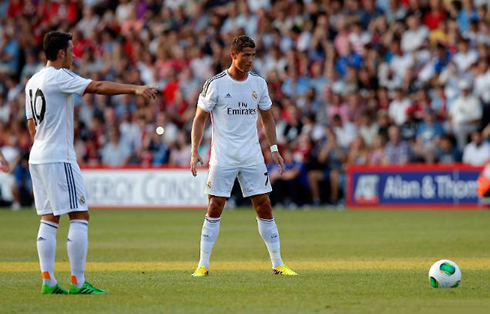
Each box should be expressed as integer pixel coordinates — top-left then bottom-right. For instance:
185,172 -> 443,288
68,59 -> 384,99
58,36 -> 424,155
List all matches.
428,259 -> 461,288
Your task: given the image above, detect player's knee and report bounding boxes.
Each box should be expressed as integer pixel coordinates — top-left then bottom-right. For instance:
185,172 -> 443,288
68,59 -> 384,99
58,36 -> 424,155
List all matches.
255,197 -> 272,218
68,210 -> 89,221
207,198 -> 225,218
42,214 -> 60,224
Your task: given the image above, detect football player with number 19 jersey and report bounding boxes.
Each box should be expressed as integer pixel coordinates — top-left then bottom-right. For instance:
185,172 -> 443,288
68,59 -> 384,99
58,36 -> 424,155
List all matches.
25,31 -> 157,295
190,35 -> 297,277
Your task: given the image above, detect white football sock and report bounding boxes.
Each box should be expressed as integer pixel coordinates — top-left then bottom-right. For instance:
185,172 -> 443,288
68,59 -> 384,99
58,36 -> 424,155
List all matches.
198,216 -> 221,268
67,220 -> 88,288
37,220 -> 58,286
257,217 -> 283,268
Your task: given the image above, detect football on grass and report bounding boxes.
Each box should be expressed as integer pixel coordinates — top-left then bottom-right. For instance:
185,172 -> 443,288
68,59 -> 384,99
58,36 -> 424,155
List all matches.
429,260 -> 461,288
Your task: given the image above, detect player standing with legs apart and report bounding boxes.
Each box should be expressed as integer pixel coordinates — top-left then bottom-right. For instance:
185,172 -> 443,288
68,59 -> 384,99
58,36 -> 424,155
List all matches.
190,35 -> 297,277
25,31 -> 157,294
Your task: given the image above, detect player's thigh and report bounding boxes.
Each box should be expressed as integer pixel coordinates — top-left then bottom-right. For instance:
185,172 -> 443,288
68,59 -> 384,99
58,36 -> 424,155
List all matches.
29,164 -> 53,216
42,163 -> 89,216
205,165 -> 239,198
237,163 -> 272,198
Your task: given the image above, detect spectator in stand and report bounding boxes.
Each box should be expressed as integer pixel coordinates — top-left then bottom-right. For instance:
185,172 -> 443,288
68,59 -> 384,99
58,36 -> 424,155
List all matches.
0,31 -> 20,75
308,127 -> 346,205
414,109 -> 444,163
269,147 -> 303,207
347,135 -> 369,165
283,105 -> 303,144
101,127 -> 131,166
331,114 -> 357,149
401,14 -> 429,53
473,60 -> 490,106
452,38 -> 478,74
327,93 -> 349,124
437,135 -> 462,163
383,125 -> 410,164
389,87 -> 411,126
401,106 -> 419,141
358,111 -> 379,147
462,130 -> 490,166
168,131 -> 191,166
449,80 -> 482,150
368,134 -> 386,165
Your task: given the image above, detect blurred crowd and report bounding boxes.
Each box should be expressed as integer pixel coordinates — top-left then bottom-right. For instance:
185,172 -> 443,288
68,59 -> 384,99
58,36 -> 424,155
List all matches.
1,0 -> 490,207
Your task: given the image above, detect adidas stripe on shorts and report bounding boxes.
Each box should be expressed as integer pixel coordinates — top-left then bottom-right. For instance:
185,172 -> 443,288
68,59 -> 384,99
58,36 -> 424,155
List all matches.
29,162 -> 88,216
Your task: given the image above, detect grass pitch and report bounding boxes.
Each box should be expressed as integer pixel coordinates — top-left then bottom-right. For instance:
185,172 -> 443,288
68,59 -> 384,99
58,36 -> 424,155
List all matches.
0,208 -> 489,313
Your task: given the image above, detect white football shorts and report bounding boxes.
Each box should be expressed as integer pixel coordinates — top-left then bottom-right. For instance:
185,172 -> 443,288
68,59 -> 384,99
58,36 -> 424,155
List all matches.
204,163 -> 272,198
29,162 -> 89,216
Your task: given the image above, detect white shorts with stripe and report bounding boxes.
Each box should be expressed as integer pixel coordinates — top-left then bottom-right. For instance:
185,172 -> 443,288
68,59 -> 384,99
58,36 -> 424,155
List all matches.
204,163 -> 272,198
29,162 -> 88,216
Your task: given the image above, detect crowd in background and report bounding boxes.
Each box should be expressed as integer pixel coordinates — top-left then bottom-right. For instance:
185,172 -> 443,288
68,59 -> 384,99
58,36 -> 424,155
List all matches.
1,0 -> 490,208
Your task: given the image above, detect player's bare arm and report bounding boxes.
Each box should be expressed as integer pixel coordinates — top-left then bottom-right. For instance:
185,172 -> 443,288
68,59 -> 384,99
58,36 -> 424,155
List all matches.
27,119 -> 36,141
190,107 -> 210,177
0,149 -> 10,172
85,81 -> 157,101
259,108 -> 284,173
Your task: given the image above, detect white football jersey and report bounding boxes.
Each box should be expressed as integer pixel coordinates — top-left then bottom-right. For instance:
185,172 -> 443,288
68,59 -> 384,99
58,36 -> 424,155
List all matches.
198,70 -> 272,167
25,67 -> 92,164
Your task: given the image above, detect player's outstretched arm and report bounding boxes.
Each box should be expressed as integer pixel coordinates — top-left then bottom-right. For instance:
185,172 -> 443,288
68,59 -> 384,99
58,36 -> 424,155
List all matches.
0,149 -> 9,172
259,108 -> 284,174
190,107 -> 210,177
85,81 -> 158,101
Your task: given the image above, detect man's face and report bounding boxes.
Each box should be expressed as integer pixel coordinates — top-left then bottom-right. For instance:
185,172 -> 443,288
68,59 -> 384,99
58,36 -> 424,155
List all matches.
232,47 -> 255,72
472,132 -> 482,145
388,126 -> 400,142
61,40 -> 75,69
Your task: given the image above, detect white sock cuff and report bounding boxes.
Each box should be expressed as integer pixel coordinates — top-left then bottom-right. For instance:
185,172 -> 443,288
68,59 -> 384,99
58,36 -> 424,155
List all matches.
205,216 -> 221,223
70,220 -> 89,227
256,217 -> 275,223
40,220 -> 59,229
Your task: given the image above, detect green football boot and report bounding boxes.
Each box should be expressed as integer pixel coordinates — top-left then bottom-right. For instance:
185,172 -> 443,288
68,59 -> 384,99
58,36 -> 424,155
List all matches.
41,283 -> 69,295
69,281 -> 107,295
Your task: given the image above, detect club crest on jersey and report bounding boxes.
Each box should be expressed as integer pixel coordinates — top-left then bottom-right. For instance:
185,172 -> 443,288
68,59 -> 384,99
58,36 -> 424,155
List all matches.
206,181 -> 212,189
252,90 -> 258,99
79,195 -> 86,205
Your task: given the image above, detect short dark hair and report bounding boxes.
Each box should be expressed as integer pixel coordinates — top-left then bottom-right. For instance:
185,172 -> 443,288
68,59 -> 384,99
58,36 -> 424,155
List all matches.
43,31 -> 72,61
231,35 -> 255,54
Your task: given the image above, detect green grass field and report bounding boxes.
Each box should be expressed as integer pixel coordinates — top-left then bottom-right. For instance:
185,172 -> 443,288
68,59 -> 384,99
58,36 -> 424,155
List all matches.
0,208 -> 489,313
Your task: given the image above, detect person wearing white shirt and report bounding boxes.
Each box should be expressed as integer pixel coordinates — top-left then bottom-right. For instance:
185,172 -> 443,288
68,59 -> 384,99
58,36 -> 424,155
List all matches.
388,41 -> 414,84
389,88 -> 411,126
473,61 -> 490,104
452,39 -> 478,74
190,35 -> 297,277
332,114 -> 357,149
449,80 -> 482,149
401,15 -> 429,52
462,131 -> 490,166
25,31 -> 156,295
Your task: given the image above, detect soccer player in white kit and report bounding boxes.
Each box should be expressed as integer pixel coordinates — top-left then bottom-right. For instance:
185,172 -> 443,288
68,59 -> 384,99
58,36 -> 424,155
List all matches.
25,31 -> 157,294
190,35 -> 297,277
